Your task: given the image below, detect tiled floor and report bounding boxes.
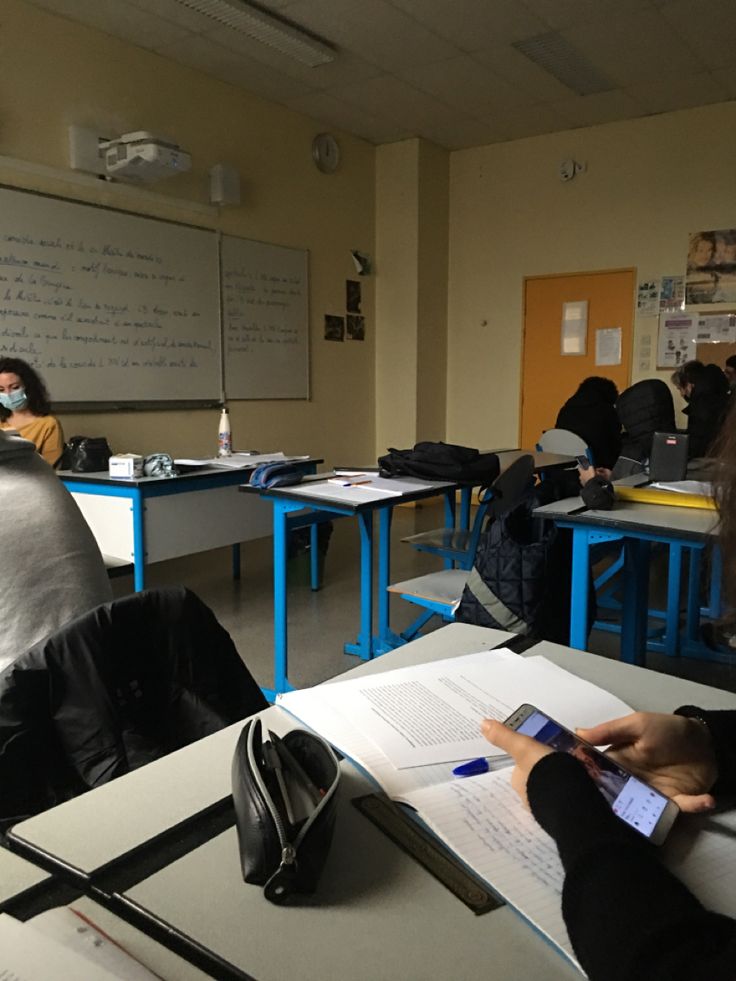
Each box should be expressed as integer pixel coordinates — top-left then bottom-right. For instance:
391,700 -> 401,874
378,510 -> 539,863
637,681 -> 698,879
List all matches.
112,500 -> 736,697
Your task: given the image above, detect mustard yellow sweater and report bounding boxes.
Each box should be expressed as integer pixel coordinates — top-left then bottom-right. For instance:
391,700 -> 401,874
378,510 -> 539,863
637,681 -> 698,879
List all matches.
0,415 -> 64,466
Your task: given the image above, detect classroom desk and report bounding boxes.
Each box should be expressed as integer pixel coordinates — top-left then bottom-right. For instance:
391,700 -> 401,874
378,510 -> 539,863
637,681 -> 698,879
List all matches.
60,458 -> 319,591
9,624 -> 736,981
0,846 -> 51,910
240,475 -> 458,699
534,495 -> 719,663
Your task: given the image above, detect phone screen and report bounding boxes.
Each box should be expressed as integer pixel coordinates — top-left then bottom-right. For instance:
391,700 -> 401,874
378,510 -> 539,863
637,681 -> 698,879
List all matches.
515,709 -> 671,840
575,454 -> 590,468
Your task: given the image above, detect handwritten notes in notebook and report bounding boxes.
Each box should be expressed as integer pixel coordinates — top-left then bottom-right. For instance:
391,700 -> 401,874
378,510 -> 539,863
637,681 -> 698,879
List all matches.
404,769 -> 578,970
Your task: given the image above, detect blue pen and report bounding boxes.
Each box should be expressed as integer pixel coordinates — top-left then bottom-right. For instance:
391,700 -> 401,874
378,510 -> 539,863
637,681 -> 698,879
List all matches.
452,757 -> 490,777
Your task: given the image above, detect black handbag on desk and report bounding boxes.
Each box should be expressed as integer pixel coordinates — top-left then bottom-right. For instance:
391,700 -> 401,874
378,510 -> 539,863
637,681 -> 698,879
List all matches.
61,435 -> 113,473
232,718 -> 340,904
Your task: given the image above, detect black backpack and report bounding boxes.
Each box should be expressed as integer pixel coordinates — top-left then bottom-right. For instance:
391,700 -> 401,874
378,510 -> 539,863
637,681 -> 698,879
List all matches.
378,441 -> 500,487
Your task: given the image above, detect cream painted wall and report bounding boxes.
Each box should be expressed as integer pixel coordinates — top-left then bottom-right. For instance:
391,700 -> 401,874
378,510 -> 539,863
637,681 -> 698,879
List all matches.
1,0 -> 375,465
447,101 -> 736,449
375,141 -> 420,453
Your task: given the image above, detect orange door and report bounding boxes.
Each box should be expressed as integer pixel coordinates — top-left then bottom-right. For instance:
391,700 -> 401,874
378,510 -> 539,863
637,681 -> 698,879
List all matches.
520,269 -> 635,449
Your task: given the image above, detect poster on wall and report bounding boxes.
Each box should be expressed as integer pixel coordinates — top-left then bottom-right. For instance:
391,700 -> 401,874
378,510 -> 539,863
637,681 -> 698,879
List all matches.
695,313 -> 736,344
685,228 -> 736,304
656,312 -> 697,368
636,280 -> 659,316
659,275 -> 684,312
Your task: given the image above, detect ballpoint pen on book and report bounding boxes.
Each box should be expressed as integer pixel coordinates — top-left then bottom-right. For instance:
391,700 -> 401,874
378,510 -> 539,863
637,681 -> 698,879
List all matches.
452,757 -> 491,777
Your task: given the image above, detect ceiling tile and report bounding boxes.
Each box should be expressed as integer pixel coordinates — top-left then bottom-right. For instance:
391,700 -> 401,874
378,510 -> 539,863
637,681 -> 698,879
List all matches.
398,55 -> 535,115
205,25 -> 381,88
712,67 -> 736,99
473,101 -> 573,142
337,74 -> 468,130
154,33 -> 310,102
563,8 -> 708,87
522,0 -> 647,32
551,89 -> 645,128
284,90 -> 410,143
471,44 -> 575,102
413,115 -> 503,150
660,0 -> 736,69
626,71 -> 728,114
125,0 -> 223,33
387,0 -> 546,51
279,0 -> 461,70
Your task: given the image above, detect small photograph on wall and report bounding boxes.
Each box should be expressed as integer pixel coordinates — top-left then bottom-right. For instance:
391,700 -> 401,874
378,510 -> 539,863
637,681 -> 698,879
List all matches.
346,315 -> 365,340
324,315 -> 344,341
686,228 -> 736,304
346,279 -> 362,314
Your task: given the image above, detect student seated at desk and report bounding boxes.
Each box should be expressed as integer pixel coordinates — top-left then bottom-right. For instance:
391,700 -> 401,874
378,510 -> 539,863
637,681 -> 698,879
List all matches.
555,376 -> 621,469
671,360 -> 730,460
0,429 -> 111,671
484,409 -> 736,980
576,378 -> 678,509
0,357 -> 64,467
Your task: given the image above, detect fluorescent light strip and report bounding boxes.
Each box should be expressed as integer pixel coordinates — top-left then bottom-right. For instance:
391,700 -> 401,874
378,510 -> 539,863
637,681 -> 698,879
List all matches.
513,32 -> 613,96
175,0 -> 335,67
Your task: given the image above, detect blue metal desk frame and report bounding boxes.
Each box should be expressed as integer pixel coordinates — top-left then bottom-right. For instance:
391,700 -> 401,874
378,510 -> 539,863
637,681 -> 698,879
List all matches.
61,462 -> 318,592
243,478 -> 457,700
541,505 -> 718,665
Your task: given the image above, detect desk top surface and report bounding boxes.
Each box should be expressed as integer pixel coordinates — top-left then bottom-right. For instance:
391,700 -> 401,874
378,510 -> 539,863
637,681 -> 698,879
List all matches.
58,457 -> 320,488
0,846 -> 50,906
497,448 -> 575,471
534,494 -> 718,539
241,474 -> 457,510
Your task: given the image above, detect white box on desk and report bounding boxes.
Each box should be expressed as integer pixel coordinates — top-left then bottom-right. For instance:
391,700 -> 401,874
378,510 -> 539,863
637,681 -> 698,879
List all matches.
109,454 -> 143,478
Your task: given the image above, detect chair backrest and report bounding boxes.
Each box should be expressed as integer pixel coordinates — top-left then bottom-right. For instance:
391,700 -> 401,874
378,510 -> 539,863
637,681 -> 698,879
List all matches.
536,428 -> 590,458
484,453 -> 536,522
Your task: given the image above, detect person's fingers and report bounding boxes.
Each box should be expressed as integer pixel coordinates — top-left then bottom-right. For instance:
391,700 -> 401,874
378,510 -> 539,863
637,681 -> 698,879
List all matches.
576,714 -> 643,748
671,792 -> 716,814
481,719 -> 531,758
510,766 -> 531,809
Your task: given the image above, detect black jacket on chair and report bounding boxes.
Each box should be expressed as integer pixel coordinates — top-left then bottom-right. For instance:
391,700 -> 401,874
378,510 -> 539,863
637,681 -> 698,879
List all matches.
0,586 -> 267,824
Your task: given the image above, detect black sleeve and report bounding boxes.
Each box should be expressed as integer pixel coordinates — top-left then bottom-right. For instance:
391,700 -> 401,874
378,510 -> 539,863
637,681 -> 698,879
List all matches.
580,475 -> 614,510
527,753 -> 736,981
675,707 -> 736,794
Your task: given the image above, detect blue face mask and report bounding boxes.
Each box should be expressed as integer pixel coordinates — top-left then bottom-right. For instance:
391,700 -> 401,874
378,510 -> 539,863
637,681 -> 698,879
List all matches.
0,388 -> 28,411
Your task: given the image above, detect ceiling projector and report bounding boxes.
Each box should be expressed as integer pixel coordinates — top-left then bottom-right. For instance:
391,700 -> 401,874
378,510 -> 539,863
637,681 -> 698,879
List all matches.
100,131 -> 192,183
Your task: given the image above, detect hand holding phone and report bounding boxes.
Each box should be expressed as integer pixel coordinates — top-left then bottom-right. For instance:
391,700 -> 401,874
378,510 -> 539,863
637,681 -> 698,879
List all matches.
575,454 -> 592,470
499,705 -> 679,843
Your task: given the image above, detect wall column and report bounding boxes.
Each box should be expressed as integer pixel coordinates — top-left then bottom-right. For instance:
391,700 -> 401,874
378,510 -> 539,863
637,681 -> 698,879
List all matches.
375,138 -> 448,457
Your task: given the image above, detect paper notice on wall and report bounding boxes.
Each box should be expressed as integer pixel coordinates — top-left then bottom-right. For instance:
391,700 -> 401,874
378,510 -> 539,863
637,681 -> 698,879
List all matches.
637,280 -> 659,316
595,327 -> 622,366
695,313 -> 736,343
657,312 -> 697,368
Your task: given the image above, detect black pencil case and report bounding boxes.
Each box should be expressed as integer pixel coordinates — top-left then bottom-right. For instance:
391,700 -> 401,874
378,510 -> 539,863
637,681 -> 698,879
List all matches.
231,718 -> 340,904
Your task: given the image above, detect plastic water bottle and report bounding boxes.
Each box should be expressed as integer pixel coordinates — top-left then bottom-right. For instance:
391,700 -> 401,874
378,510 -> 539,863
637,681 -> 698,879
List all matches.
218,406 -> 232,457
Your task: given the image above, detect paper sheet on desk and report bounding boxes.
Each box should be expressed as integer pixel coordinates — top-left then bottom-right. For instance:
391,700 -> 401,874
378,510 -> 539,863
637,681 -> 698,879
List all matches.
650,480 -> 712,496
280,650 -> 633,770
174,452 -> 309,469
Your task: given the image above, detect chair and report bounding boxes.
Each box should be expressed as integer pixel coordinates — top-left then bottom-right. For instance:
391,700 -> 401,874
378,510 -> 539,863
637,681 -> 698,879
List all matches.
0,586 -> 268,825
536,427 -> 591,460
388,455 -> 535,642
400,484 -> 496,571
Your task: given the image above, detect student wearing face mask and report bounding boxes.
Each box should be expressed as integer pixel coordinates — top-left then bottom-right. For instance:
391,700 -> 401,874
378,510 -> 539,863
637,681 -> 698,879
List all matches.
0,357 -> 64,466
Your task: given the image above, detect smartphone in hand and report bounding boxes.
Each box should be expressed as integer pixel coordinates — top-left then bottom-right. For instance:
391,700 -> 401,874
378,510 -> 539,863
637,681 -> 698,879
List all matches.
575,454 -> 591,469
504,704 -> 679,844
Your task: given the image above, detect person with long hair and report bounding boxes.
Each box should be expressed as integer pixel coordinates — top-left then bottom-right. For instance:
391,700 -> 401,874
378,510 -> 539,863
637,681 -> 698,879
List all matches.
481,405 -> 736,979
0,358 -> 63,466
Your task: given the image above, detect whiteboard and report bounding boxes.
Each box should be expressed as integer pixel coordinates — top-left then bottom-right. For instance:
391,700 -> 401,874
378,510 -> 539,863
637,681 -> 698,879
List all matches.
221,235 -> 309,399
0,187 -> 221,402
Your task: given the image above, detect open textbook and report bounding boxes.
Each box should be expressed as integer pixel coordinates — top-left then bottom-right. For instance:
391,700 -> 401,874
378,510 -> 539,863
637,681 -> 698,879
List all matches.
279,649 -> 736,972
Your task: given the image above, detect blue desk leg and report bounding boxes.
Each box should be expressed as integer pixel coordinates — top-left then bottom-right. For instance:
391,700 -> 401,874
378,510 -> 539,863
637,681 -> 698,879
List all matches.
459,487 -> 471,531
375,504 -> 405,654
310,522 -> 320,591
131,488 -> 146,592
569,528 -> 591,650
686,547 -> 703,644
272,500 -> 291,695
621,538 -> 650,666
231,543 -> 241,581
344,511 -> 373,660
442,488 -> 459,570
664,543 -> 682,658
701,543 -> 722,620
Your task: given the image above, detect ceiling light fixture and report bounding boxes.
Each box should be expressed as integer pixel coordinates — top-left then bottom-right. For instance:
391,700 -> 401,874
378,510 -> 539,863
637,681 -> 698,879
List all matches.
174,0 -> 335,67
513,32 -> 613,96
